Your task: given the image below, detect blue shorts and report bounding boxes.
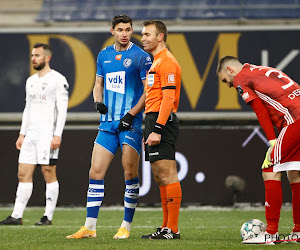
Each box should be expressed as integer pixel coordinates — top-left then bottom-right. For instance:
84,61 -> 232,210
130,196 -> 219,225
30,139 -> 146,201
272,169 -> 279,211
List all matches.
95,120 -> 142,155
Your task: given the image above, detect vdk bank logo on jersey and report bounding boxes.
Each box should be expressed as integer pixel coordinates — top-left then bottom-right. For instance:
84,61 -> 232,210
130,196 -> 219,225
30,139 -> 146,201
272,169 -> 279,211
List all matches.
106,71 -> 125,94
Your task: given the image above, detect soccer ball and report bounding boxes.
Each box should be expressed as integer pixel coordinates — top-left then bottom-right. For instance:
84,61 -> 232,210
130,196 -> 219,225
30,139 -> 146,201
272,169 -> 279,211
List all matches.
240,219 -> 267,241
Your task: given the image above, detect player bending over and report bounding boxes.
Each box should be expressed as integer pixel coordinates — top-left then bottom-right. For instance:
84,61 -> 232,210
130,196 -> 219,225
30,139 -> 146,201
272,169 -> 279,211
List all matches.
217,56 -> 300,244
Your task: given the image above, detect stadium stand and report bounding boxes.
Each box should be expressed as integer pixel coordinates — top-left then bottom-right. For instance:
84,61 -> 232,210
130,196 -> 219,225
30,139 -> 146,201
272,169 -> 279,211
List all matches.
0,0 -> 43,26
35,0 -> 300,22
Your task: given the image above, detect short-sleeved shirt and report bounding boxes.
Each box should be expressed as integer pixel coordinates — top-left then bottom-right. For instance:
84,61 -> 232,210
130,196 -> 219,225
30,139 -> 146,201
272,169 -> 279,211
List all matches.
145,48 -> 181,115
96,42 -> 152,123
233,63 -> 300,131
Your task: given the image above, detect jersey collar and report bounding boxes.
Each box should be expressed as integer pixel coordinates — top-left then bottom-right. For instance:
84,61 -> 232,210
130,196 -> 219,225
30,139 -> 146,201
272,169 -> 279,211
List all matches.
114,42 -> 133,52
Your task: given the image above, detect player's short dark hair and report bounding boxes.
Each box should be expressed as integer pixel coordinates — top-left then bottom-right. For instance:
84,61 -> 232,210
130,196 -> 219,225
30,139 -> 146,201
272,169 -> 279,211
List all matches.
143,20 -> 168,42
33,43 -> 52,56
216,56 -> 240,75
111,14 -> 132,29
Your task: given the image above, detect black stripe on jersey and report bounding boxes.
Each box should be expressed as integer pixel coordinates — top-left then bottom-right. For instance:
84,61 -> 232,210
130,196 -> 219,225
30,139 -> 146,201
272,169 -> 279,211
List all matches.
162,86 -> 176,90
149,71 -> 156,74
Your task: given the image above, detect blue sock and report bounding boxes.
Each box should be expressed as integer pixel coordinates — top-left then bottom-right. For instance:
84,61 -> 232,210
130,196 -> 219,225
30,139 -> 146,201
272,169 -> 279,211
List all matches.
86,179 -> 104,218
124,177 -> 139,223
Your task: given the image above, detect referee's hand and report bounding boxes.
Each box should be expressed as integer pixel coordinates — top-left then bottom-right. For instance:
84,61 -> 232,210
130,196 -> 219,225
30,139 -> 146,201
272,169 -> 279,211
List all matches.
145,132 -> 161,146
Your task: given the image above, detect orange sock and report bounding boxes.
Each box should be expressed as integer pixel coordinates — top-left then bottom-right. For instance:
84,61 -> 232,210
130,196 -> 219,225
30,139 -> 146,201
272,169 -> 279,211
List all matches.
159,186 -> 168,228
166,182 -> 182,233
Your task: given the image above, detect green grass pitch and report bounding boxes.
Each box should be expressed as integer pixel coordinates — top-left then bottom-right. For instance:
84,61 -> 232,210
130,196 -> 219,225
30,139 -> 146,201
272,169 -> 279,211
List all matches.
0,207 -> 298,249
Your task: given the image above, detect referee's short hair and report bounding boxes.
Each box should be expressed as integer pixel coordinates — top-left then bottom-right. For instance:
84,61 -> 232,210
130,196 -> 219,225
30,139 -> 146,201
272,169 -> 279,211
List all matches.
143,20 -> 168,42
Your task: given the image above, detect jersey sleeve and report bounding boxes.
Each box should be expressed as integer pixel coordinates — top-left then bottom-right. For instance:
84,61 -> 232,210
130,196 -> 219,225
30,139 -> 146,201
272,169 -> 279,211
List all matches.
96,50 -> 104,78
139,53 -> 152,80
156,60 -> 177,126
54,76 -> 69,137
20,79 -> 30,135
234,73 -> 257,104
249,98 -> 276,141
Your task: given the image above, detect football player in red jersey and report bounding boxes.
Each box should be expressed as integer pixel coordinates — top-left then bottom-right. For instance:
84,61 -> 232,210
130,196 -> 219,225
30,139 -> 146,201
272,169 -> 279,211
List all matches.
217,56 -> 300,244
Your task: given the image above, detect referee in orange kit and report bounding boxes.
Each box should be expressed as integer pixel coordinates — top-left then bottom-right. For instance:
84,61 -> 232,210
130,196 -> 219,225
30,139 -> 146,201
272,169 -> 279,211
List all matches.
140,20 -> 182,240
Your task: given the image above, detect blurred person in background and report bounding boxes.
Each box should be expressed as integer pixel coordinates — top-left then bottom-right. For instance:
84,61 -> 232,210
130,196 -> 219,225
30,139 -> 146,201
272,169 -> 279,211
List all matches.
0,43 -> 69,226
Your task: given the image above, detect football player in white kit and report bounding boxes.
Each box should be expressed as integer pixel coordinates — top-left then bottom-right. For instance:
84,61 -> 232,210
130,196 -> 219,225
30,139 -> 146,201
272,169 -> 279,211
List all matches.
0,43 -> 69,226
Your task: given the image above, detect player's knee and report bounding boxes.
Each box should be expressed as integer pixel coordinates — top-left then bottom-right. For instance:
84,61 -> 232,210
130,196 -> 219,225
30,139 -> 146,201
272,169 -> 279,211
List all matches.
122,161 -> 138,179
89,167 -> 105,180
17,171 -> 31,182
158,172 -> 179,186
42,166 -> 57,181
287,170 -> 300,183
124,167 -> 138,180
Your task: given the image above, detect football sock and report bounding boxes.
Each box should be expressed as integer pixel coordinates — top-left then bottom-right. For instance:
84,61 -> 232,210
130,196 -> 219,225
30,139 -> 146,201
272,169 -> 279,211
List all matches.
85,179 -> 104,231
123,177 -> 139,227
11,182 -> 33,219
166,182 -> 182,233
290,182 -> 300,232
264,180 -> 282,234
159,185 -> 168,228
121,220 -> 131,231
44,181 -> 59,221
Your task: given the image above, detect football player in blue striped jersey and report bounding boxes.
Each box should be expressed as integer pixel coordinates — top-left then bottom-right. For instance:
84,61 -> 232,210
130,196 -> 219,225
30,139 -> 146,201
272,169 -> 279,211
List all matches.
66,14 -> 152,239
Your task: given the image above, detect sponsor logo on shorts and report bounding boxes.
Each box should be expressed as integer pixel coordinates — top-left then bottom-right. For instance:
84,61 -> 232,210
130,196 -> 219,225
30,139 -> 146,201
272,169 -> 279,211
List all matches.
149,152 -> 159,156
42,150 -> 48,161
125,135 -> 135,142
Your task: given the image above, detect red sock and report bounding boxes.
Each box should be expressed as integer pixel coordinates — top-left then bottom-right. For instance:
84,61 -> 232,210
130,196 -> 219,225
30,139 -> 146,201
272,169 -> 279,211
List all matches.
166,182 -> 182,233
264,180 -> 282,234
290,182 -> 300,232
159,186 -> 168,228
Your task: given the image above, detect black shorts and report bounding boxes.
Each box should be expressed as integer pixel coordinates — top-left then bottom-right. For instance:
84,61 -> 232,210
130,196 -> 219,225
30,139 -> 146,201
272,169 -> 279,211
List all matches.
144,112 -> 179,162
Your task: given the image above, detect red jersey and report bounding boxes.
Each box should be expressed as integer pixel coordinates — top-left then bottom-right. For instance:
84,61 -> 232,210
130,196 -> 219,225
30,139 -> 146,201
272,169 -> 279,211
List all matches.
233,63 -> 300,131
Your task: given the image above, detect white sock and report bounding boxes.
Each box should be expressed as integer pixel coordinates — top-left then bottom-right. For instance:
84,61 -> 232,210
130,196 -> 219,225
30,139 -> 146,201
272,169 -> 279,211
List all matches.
11,182 -> 33,219
121,220 -> 131,231
44,181 -> 59,221
85,217 -> 97,231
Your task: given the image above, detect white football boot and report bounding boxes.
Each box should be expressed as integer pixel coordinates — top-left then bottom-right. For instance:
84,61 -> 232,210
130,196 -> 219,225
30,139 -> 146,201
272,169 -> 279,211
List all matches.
285,231 -> 300,243
242,231 -> 279,245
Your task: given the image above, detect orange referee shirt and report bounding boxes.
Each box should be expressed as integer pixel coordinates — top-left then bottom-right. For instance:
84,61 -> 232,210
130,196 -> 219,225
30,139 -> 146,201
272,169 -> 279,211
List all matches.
145,48 -> 181,125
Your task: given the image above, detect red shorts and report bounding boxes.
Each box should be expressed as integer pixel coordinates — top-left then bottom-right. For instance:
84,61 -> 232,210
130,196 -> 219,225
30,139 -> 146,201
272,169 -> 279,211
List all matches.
264,119 -> 300,172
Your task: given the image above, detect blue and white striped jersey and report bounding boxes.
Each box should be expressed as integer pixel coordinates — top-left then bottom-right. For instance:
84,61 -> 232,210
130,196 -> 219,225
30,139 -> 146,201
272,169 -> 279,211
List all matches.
96,42 -> 152,123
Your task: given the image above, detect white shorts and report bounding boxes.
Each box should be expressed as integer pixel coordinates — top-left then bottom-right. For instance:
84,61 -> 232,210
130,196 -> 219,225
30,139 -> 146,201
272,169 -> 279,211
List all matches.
273,162 -> 300,172
18,133 -> 59,165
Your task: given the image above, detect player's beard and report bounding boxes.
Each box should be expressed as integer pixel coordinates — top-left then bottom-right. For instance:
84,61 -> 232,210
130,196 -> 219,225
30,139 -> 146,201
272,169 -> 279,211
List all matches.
33,61 -> 46,71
